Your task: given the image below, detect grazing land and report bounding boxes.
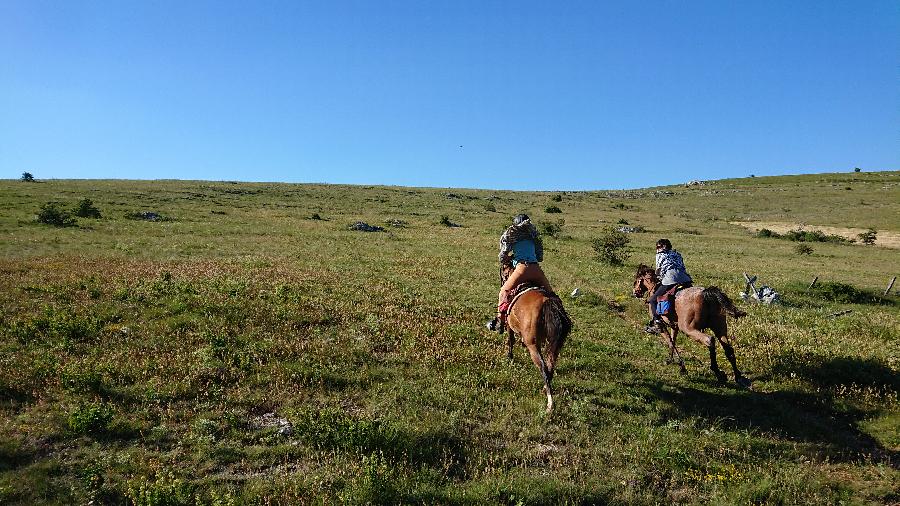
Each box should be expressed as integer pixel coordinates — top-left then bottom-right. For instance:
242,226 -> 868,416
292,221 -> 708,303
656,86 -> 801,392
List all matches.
1,171 -> 898,505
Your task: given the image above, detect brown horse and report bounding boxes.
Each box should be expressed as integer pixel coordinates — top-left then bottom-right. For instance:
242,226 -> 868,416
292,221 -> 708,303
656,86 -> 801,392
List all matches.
633,264 -> 752,388
500,264 -> 572,412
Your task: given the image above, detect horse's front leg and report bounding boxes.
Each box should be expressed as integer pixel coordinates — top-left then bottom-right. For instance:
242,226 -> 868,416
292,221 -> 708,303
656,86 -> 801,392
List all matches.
506,329 -> 515,361
668,325 -> 687,374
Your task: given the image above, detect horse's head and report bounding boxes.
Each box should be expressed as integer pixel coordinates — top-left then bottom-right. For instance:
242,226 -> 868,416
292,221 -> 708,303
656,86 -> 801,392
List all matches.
632,264 -> 659,298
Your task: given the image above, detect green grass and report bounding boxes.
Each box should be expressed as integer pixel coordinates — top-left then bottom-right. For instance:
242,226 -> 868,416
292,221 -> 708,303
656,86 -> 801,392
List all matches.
1,172 -> 898,504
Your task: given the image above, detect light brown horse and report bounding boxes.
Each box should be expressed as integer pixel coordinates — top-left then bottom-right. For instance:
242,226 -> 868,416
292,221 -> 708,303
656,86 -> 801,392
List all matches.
633,264 -> 752,388
500,264 -> 572,412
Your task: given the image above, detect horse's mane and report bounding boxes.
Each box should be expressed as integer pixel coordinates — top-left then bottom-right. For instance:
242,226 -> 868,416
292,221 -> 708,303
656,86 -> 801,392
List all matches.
635,263 -> 657,281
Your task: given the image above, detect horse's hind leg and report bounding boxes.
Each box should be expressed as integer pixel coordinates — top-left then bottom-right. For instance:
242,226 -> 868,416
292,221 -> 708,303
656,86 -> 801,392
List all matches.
525,343 -> 553,413
707,340 -> 728,384
712,321 -> 751,389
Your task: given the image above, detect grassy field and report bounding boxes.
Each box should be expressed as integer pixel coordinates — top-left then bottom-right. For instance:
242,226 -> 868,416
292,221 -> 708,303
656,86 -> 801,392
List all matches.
1,171 -> 898,505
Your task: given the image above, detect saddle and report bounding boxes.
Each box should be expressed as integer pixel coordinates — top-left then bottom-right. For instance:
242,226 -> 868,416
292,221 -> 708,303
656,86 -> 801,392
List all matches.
656,283 -> 691,318
500,282 -> 557,314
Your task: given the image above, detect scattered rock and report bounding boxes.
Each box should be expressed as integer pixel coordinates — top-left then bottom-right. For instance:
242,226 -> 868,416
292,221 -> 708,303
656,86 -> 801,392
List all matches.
251,413 -> 293,436
570,288 -> 580,298
685,180 -> 706,187
616,226 -> 645,233
385,219 -> 408,228
349,221 -> 384,232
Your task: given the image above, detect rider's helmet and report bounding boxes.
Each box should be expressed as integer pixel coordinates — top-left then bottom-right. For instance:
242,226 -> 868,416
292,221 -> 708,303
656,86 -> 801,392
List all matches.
513,214 -> 530,227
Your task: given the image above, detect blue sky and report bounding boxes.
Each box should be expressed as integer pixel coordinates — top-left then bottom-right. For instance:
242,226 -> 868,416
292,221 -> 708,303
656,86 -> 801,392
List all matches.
1,1 -> 897,190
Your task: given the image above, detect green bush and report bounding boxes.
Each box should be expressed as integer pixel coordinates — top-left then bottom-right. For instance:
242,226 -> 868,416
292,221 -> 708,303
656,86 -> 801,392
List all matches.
544,205 -> 562,214
857,228 -> 876,245
483,202 -> 496,212
794,244 -> 813,255
755,228 -> 780,238
550,194 -> 562,202
809,282 -> 887,305
591,227 -> 630,266
537,218 -> 565,238
73,198 -> 102,218
20,172 -> 34,182
784,229 -> 849,244
68,403 -> 114,435
37,202 -> 77,227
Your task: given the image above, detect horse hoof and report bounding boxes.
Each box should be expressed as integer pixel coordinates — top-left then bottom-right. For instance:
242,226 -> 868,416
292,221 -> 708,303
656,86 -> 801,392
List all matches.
714,372 -> 728,384
736,376 -> 752,389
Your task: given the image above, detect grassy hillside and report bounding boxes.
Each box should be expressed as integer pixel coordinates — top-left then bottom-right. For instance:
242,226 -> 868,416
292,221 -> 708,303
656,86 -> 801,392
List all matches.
1,171 -> 898,504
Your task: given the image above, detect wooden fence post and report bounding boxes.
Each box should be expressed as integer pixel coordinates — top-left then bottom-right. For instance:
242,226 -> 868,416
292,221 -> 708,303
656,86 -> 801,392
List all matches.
807,276 -> 818,290
886,276 -> 897,296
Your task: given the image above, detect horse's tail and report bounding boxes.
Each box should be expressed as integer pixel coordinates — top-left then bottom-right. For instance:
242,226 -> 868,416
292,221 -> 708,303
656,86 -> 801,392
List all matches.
702,287 -> 747,318
541,296 -> 572,347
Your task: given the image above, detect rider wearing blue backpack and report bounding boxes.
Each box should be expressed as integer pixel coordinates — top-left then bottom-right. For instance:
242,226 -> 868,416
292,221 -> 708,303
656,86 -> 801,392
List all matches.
647,238 -> 692,332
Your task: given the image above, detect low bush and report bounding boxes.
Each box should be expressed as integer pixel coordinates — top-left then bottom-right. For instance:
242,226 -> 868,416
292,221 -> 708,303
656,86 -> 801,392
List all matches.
857,228 -> 877,245
73,198 -> 102,218
68,403 -> 114,435
591,227 -> 630,266
544,205 -> 562,214
537,218 -> 565,238
794,244 -> 813,255
37,203 -> 77,227
550,194 -> 562,202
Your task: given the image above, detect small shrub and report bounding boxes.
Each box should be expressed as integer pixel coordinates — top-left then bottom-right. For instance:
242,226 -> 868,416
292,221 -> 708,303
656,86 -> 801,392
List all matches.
809,282 -> 887,305
125,471 -> 193,506
439,215 -> 458,227
857,228 -> 876,245
37,202 -> 77,227
483,202 -> 496,212
755,228 -> 780,238
784,229 -> 849,244
310,213 -> 322,220
591,227 -> 630,266
550,194 -> 562,202
20,172 -> 34,182
537,219 -> 565,238
545,205 -> 562,214
794,243 -> 813,255
68,403 -> 114,435
73,198 -> 102,218
616,218 -> 629,225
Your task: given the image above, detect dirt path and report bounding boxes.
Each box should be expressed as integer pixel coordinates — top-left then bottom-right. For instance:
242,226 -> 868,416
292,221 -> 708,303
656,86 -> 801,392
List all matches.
730,221 -> 900,249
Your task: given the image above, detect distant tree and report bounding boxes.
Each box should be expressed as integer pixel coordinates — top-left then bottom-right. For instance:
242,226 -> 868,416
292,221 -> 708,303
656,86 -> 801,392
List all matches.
857,228 -> 877,245
73,198 -> 102,218
854,167 -> 861,173
20,172 -> 34,182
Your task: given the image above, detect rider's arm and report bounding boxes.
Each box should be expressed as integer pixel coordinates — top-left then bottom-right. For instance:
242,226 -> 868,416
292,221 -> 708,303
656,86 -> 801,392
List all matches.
498,228 -> 512,265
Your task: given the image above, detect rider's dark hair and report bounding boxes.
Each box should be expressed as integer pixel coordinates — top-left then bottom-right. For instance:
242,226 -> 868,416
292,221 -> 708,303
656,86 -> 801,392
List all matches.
656,238 -> 672,251
513,214 -> 530,226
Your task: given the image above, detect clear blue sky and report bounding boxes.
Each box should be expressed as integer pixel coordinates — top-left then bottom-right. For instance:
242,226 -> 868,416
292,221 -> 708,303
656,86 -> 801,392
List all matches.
1,1 -> 897,190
